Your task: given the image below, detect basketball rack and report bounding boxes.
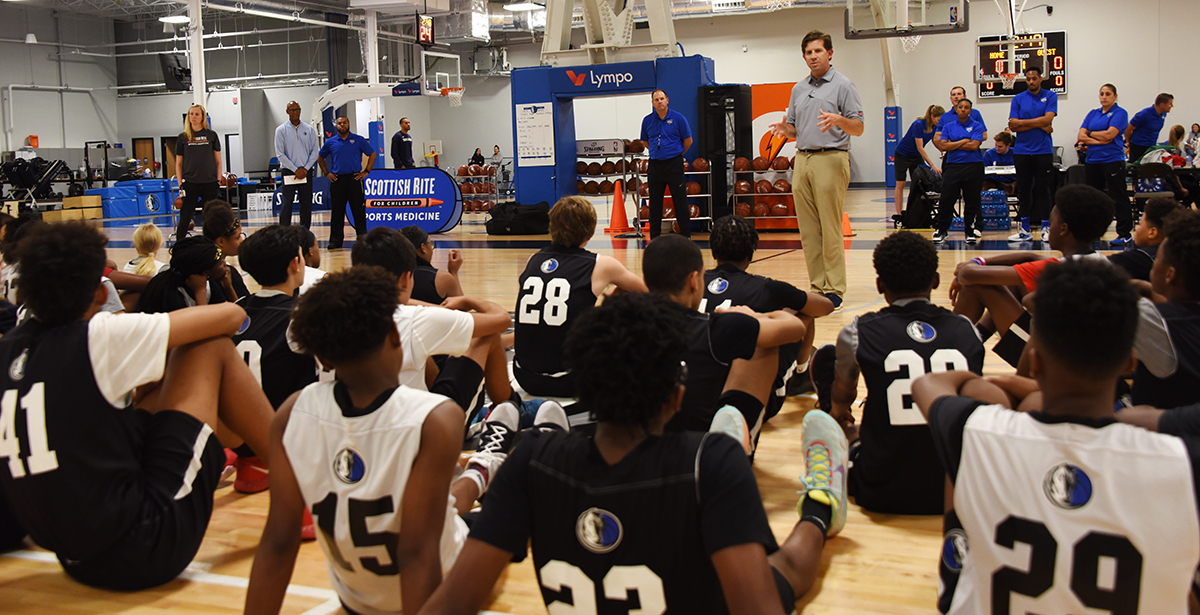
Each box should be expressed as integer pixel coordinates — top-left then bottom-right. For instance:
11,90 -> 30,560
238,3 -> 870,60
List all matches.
441,87 -> 466,107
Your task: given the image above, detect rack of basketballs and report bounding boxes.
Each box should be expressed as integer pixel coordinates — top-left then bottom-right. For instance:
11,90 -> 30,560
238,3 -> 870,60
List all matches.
456,163 -> 499,213
629,155 -> 712,232
732,155 -> 795,219
575,139 -> 643,201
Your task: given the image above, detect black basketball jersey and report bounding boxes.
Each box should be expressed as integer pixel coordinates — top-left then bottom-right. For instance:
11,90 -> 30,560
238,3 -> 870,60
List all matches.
668,311 -> 759,433
850,300 -> 984,514
469,429 -> 777,614
209,263 -> 250,304
0,318 -> 156,561
233,292 -> 318,409
1132,302 -> 1200,408
411,257 -> 445,305
513,245 -> 598,376
699,264 -> 809,315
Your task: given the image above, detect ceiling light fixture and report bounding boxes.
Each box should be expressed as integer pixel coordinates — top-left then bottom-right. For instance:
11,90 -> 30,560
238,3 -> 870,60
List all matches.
503,1 -> 543,10
159,15 -> 191,24
24,33 -> 37,44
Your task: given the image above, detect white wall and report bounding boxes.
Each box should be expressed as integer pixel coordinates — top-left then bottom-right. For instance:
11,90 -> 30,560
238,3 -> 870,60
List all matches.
116,90 -> 243,174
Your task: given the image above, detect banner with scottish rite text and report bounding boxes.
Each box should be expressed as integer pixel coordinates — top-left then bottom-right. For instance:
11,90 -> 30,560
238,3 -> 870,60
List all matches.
363,168 -> 463,233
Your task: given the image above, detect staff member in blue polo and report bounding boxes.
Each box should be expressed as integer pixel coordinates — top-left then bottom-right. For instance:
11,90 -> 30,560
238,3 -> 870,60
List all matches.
639,89 -> 692,239
892,104 -> 943,224
1006,63 -> 1057,243
274,100 -> 321,228
318,116 -> 376,250
933,99 -> 985,245
1078,83 -> 1133,245
1126,93 -> 1174,164
935,86 -> 987,237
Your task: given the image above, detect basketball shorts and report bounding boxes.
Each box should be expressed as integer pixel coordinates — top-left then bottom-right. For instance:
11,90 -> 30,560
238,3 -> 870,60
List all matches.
431,356 -> 484,414
513,363 -> 575,398
60,409 -> 224,591
893,153 -> 924,183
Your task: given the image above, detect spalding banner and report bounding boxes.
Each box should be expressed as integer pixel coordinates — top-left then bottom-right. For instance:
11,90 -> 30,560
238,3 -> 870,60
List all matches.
273,176 -> 331,213
362,168 -> 462,233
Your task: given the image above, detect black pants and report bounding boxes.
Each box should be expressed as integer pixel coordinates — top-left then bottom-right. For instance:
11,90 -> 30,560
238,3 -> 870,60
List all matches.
1014,153 -> 1054,224
647,154 -> 689,239
279,169 -> 313,228
1086,160 -> 1131,237
1129,143 -> 1151,165
328,173 -> 366,246
937,162 -> 984,235
176,180 -> 219,240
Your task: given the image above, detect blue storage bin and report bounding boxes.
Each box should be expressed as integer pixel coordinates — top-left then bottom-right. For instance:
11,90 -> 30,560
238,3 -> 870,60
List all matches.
103,198 -> 140,218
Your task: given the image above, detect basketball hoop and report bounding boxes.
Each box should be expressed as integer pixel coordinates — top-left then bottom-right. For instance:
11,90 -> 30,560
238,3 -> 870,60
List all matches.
765,0 -> 790,12
1000,73 -> 1018,89
441,87 -> 466,107
899,35 -> 921,53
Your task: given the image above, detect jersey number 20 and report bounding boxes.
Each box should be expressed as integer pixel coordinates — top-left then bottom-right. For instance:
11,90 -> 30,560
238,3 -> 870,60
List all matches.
519,278 -> 571,327
884,348 -> 969,426
0,384 -> 58,478
540,560 -> 666,615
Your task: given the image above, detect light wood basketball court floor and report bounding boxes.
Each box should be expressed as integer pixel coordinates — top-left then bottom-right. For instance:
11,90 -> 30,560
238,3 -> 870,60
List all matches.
1,188 -> 1120,614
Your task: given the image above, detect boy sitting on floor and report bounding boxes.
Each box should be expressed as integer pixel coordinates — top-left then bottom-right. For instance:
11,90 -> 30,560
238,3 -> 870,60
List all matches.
1109,195 -> 1182,282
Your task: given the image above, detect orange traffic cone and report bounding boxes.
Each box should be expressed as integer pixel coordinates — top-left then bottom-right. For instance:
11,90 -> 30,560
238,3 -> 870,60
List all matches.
842,212 -> 855,237
605,180 -> 635,234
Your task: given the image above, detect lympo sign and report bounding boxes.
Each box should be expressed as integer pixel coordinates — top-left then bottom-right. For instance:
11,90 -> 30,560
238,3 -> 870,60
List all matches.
552,61 -> 655,94
362,168 -> 462,233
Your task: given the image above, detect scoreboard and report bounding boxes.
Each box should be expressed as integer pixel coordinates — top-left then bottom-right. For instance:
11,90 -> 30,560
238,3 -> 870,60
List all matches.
977,31 -> 1066,99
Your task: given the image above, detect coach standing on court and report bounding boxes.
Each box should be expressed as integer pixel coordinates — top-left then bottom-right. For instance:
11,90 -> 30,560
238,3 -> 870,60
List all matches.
1126,93 -> 1174,164
274,100 -> 320,228
318,116 -> 376,250
640,89 -> 692,239
769,30 -> 863,310
390,117 -> 415,170
1007,64 -> 1057,243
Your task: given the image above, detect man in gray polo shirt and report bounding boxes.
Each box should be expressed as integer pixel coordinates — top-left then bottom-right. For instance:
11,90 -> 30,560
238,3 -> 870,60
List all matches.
770,30 -> 864,310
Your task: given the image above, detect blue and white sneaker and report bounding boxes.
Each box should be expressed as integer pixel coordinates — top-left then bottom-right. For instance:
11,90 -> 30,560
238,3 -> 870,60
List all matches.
796,410 -> 849,537
1110,235 -> 1134,247
1008,217 -> 1032,242
710,405 -> 752,455
1040,220 -> 1051,243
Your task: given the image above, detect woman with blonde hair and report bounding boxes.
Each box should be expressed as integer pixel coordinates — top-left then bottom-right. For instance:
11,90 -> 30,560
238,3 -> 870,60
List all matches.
173,104 -> 222,242
122,223 -> 167,276
891,104 -> 944,224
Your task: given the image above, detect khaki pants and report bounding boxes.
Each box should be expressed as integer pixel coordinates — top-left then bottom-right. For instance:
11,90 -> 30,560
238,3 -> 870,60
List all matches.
792,150 -> 850,296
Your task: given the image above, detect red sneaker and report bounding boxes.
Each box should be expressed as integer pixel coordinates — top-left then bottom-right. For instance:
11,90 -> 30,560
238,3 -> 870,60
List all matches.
301,508 -> 316,541
234,456 -> 269,494
221,449 -> 237,482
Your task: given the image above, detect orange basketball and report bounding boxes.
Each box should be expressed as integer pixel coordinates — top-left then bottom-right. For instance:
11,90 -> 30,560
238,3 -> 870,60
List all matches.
751,157 -> 769,171
627,177 -> 641,193
735,202 -> 752,217
785,197 -> 795,216
629,140 -> 645,153
461,182 -> 474,195
663,205 -> 674,220
472,200 -> 483,211
585,181 -> 600,194
173,196 -> 183,211
682,160 -> 690,172
481,200 -> 492,211
221,172 -> 238,188
734,180 -> 752,194
587,162 -> 602,176
639,183 -> 649,197
469,164 -> 483,176
692,157 -> 710,172
772,156 -> 789,170
459,165 -> 471,177
576,180 -> 586,194
689,203 -> 701,218
599,180 -> 614,194
601,161 -> 616,174
614,159 -> 626,173
733,157 -> 751,171
638,159 -> 649,173
789,156 -> 795,168
771,203 -> 789,216
755,180 -> 773,194
639,205 -> 650,219
752,203 -> 770,217
685,181 -> 701,195
773,179 -> 791,193
485,164 -> 495,177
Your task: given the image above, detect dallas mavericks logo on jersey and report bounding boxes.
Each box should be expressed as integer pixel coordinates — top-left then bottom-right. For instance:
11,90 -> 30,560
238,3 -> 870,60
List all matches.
707,278 -> 729,295
576,507 -> 623,554
332,448 -> 366,484
1043,463 -> 1092,509
541,259 -> 559,274
942,528 -> 969,572
906,321 -> 937,343
8,348 -> 28,381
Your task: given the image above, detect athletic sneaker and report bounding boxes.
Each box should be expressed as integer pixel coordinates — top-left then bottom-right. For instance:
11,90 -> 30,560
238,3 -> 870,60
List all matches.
1008,217 -> 1032,242
301,508 -> 315,541
796,409 -> 849,537
463,402 -> 520,495
822,293 -> 843,311
785,366 -> 816,397
965,235 -> 977,245
972,227 -> 982,238
234,456 -> 270,494
221,448 -> 237,482
533,400 -> 570,434
1110,235 -> 1134,247
1040,221 -> 1050,243
808,343 -> 836,414
932,231 -> 947,244
710,405 -> 752,455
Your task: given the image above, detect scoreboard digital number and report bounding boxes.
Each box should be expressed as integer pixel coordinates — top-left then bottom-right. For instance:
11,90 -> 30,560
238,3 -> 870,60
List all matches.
417,14 -> 435,47
977,31 -> 1066,99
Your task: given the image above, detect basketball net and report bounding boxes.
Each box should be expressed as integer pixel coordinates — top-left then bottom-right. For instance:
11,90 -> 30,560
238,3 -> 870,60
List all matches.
442,87 -> 466,107
765,0 -> 790,12
899,35 -> 921,53
1000,73 -> 1018,89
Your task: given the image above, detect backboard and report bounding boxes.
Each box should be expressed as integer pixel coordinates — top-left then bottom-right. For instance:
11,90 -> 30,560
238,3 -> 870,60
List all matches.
421,50 -> 462,96
845,0 -> 969,39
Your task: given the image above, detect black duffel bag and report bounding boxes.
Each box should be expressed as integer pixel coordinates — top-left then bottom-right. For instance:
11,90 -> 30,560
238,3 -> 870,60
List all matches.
486,201 -> 550,235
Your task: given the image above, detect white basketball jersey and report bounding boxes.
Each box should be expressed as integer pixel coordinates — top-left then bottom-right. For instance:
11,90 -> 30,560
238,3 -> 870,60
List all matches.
283,382 -> 468,615
950,405 -> 1200,614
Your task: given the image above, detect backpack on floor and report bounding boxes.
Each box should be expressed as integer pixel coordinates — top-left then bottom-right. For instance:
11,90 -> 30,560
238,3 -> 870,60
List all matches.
902,166 -> 940,229
486,201 -> 550,235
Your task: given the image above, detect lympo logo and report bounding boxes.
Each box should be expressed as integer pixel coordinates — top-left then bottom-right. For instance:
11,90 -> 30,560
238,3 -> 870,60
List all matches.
554,61 -> 654,94
566,70 -> 587,87
589,72 -> 635,88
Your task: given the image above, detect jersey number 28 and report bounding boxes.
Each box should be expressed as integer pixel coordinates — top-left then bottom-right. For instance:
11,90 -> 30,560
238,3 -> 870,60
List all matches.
884,348 -> 969,426
518,278 -> 571,327
0,384 -> 58,478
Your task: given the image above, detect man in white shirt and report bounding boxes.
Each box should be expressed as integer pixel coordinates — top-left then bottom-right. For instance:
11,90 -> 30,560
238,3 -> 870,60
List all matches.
274,101 -> 320,228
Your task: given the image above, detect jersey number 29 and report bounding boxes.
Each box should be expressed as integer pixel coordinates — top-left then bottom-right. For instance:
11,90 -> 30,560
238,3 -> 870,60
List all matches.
884,348 -> 969,426
0,384 -> 58,478
519,278 -> 571,327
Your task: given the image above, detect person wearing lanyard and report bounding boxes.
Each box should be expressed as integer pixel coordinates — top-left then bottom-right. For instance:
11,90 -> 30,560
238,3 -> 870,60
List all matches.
1078,84 -> 1133,246
892,104 -> 944,222
318,116 -> 376,250
274,101 -> 320,228
769,30 -> 863,310
174,104 -> 222,242
933,99 -> 985,245
1007,63 -> 1058,243
935,87 -> 988,237
390,117 -> 415,170
639,89 -> 693,239
1126,93 -> 1174,164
